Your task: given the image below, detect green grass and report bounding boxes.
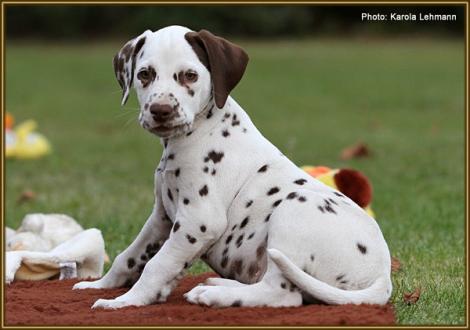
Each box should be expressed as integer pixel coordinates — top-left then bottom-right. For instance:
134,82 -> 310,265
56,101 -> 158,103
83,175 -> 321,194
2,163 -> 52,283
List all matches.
5,38 -> 465,325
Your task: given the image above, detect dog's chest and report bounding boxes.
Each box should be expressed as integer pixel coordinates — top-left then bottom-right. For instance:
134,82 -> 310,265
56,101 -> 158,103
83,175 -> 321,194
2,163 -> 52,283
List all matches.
158,155 -> 180,220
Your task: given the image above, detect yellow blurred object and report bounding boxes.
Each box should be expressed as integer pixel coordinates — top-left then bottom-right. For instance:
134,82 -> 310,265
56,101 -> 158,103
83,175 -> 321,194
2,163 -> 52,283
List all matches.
5,120 -> 51,159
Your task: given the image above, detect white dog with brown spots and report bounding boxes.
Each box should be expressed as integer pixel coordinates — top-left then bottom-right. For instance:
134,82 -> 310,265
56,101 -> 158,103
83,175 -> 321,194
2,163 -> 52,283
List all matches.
74,25 -> 392,309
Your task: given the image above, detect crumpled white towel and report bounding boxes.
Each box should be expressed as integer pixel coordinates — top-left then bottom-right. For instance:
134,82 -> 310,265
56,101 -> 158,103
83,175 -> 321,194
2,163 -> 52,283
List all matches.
5,228 -> 105,284
7,213 -> 84,252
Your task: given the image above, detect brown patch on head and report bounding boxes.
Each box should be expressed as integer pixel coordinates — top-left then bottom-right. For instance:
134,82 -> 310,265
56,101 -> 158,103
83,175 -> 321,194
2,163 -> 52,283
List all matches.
185,30 -> 249,109
120,42 -> 134,61
113,32 -> 149,105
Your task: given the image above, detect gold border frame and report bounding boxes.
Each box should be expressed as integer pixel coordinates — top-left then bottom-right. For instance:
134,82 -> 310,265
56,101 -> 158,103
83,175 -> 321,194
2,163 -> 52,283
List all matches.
0,1 -> 467,328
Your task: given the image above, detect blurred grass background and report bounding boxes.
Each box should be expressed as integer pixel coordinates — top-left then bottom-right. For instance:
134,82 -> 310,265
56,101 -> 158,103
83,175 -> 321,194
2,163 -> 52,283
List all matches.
3,4 -> 466,326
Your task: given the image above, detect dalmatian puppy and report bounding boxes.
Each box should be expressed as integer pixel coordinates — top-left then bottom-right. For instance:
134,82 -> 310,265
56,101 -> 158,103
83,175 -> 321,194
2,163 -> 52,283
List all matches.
74,25 -> 392,309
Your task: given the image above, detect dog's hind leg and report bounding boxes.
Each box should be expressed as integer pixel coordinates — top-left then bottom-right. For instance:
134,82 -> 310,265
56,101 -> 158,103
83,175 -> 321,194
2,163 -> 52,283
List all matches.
184,258 -> 302,307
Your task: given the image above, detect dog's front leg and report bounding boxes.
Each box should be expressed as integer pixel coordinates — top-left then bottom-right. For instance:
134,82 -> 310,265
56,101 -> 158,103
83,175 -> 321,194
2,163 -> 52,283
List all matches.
91,202 -> 227,309
73,205 -> 172,290
74,169 -> 172,290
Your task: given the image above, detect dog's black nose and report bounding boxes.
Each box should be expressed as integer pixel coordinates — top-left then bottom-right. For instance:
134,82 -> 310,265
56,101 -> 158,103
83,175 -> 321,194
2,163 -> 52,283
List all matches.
149,103 -> 174,122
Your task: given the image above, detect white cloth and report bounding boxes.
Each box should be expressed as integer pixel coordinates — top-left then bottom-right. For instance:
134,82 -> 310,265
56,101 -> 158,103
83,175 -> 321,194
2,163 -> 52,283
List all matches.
5,229 -> 105,283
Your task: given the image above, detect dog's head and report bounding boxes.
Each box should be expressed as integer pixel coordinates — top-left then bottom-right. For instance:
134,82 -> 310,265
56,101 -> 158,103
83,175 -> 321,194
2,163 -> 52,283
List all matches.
113,26 -> 249,138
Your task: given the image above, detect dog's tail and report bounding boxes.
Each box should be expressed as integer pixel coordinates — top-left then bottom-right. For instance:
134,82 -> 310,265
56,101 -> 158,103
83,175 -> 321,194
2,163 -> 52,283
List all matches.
268,248 -> 391,305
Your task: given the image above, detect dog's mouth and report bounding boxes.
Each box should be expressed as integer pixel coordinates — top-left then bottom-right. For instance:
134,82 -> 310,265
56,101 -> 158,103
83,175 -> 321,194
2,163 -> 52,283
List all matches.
147,122 -> 190,137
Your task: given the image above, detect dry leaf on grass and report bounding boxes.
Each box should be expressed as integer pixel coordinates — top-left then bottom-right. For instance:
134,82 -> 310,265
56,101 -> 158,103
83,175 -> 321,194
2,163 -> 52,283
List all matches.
403,288 -> 421,305
391,257 -> 401,273
17,190 -> 36,204
340,142 -> 371,160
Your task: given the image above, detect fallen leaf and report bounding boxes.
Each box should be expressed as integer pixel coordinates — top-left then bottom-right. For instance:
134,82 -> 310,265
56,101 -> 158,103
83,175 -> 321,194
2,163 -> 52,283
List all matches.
391,257 -> 401,273
17,190 -> 36,204
340,142 -> 371,160
403,288 -> 421,305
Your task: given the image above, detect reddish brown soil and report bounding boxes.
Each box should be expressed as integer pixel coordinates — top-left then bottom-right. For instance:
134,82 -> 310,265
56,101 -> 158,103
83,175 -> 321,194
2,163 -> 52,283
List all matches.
5,273 -> 395,326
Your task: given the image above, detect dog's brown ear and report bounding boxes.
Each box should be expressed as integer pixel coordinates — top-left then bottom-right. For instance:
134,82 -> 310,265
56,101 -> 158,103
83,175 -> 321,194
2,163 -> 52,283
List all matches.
185,30 -> 249,109
113,30 -> 151,105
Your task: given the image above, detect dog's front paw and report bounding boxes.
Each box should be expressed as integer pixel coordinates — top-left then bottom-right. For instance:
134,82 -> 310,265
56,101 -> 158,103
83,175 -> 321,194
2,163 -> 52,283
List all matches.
73,279 -> 106,290
92,297 -> 140,309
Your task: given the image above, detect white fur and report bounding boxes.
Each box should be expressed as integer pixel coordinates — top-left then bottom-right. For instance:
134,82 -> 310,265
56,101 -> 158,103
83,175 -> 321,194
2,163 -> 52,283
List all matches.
74,25 -> 392,309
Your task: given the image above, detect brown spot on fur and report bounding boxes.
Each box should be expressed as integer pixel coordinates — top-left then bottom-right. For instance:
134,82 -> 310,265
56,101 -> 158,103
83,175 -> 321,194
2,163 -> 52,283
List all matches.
206,106 -> 214,119
231,259 -> 243,276
258,165 -> 268,173
267,187 -> 280,195
247,262 -> 259,278
199,185 -> 209,196
186,234 -> 197,244
256,245 -> 265,259
221,256 -> 228,268
127,258 -> 135,269
236,234 -> 244,248
287,192 -> 298,199
231,300 -> 242,307
167,189 -> 173,201
294,178 -> 307,185
357,243 -> 367,254
204,151 -> 224,163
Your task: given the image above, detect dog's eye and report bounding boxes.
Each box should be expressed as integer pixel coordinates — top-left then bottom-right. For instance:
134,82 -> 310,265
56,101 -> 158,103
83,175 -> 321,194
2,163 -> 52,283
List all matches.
184,71 -> 198,83
137,70 -> 151,82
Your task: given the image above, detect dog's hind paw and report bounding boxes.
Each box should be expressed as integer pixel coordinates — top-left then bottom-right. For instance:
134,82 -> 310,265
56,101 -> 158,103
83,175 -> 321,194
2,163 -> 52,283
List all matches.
185,285 -> 232,307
